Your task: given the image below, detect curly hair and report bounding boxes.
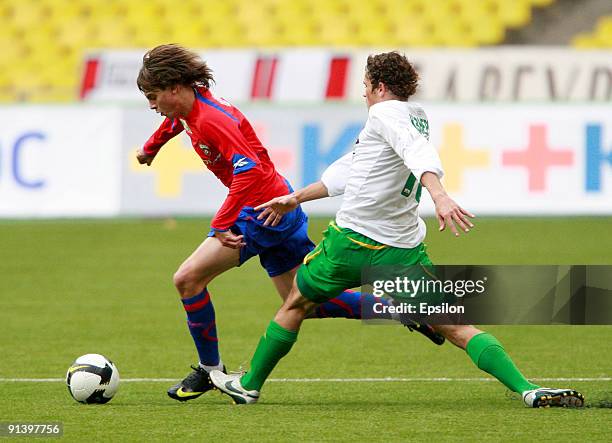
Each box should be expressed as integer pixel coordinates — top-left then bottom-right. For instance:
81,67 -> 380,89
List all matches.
137,44 -> 214,93
366,52 -> 418,100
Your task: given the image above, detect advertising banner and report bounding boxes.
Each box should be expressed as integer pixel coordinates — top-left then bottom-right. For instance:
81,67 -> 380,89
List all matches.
81,47 -> 612,103
120,103 -> 612,216
1,103 -> 610,217
0,107 -> 122,217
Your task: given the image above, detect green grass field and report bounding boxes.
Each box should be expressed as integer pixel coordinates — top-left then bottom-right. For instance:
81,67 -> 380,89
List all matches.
0,217 -> 610,441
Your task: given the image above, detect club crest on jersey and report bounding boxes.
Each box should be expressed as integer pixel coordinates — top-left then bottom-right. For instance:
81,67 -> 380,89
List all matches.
410,115 -> 430,140
179,119 -> 192,134
231,154 -> 256,174
198,144 -> 211,156
203,153 -> 221,166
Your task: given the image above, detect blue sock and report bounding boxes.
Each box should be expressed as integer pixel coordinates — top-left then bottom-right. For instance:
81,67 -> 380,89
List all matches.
313,290 -> 393,320
181,288 -> 220,366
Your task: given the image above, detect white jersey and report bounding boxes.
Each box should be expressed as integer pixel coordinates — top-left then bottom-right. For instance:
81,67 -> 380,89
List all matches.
321,100 -> 443,248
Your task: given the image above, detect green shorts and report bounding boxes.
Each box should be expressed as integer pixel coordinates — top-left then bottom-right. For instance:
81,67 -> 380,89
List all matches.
296,221 -> 435,304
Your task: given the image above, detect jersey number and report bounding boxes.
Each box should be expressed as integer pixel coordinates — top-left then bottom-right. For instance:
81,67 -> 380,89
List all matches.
401,173 -> 422,202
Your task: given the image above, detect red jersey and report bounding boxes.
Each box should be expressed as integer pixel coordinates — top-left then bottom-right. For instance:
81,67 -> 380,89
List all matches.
142,87 -> 290,231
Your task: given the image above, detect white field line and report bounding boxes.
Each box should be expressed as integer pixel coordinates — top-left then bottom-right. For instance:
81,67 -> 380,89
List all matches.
0,377 -> 609,383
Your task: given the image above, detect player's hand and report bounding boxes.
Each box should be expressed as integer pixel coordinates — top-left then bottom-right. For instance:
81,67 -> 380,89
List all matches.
433,194 -> 475,237
136,148 -> 155,166
214,230 -> 246,249
255,194 -> 299,227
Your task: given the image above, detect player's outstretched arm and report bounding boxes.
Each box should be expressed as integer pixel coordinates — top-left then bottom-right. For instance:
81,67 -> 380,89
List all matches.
420,172 -> 475,237
137,117 -> 184,166
255,181 -> 330,227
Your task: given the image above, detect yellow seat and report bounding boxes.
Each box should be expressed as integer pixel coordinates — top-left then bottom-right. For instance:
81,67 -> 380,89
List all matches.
529,0 -> 554,6
571,15 -> 612,48
353,19 -> 392,47
595,17 -> 612,42
315,14 -> 358,46
6,0 -> 50,28
204,21 -> 248,48
571,34 -> 600,48
10,64 -> 46,103
275,3 -> 317,45
0,69 -> 11,90
90,19 -> 137,48
432,19 -> 479,47
463,11 -> 505,45
284,27 -> 319,46
494,0 -> 532,28
391,18 -> 431,47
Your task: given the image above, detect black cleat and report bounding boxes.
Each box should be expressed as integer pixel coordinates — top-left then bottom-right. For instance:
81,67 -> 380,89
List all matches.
401,317 -> 445,345
167,365 -> 226,402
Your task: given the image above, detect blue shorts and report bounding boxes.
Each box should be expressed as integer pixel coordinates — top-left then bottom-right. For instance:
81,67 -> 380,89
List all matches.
208,205 -> 315,277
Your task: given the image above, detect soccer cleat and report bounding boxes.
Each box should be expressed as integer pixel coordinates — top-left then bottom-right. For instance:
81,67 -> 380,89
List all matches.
167,364 -> 226,402
209,370 -> 260,404
400,316 -> 445,345
522,388 -> 584,408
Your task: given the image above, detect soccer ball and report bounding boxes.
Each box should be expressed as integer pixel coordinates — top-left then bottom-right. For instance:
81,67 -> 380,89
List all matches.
66,354 -> 120,404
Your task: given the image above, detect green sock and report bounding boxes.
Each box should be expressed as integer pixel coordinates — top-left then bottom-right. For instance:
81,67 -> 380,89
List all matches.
241,320 -> 298,391
466,332 -> 539,394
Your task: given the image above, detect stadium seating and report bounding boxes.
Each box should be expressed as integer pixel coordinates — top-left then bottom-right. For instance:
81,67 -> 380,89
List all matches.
0,0 -> 554,102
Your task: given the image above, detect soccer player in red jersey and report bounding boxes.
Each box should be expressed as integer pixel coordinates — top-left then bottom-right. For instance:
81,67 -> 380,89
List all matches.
135,45 -> 443,402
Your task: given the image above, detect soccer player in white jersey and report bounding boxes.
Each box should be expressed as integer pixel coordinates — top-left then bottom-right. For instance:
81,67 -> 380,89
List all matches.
210,52 -> 584,408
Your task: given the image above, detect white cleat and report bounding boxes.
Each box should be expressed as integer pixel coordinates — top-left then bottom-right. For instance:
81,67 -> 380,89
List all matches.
522,388 -> 584,408
209,370 -> 260,404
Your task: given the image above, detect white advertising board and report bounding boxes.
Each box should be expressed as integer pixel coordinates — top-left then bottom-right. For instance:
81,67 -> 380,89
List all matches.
0,104 -> 610,218
121,103 -> 612,217
81,47 -> 612,103
0,107 -> 122,217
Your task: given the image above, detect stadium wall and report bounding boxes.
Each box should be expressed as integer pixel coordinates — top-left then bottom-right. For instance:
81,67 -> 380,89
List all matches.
1,104 -> 611,218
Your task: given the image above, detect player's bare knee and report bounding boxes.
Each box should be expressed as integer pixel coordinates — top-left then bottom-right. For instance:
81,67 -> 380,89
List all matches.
173,263 -> 208,297
172,265 -> 188,290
